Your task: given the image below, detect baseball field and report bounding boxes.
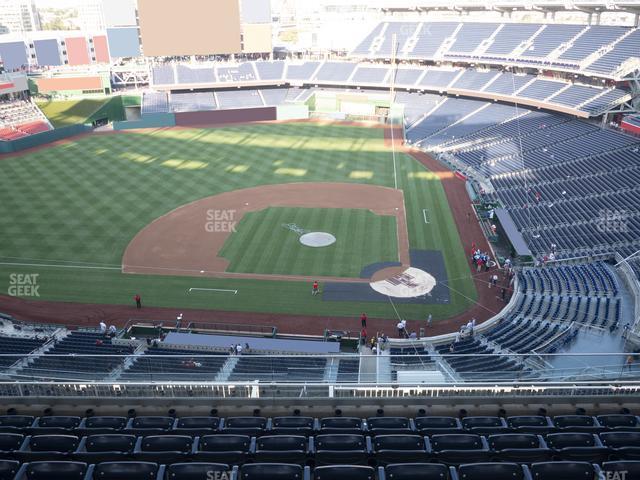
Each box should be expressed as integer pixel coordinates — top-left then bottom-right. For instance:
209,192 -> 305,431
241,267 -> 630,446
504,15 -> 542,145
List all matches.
0,121 -> 477,321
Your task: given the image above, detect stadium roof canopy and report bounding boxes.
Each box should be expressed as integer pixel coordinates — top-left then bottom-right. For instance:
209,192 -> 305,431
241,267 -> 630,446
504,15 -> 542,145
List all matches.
381,0 -> 640,14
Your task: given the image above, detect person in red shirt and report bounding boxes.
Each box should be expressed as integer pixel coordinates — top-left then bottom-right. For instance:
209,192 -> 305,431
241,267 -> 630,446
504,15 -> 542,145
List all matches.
134,294 -> 141,309
360,328 -> 367,345
361,313 -> 367,328
312,281 -> 319,296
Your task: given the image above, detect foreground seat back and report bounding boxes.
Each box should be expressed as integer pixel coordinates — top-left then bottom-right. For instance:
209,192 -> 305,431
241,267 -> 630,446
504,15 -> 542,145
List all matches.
238,463 -> 303,480
314,465 -> 374,480
382,463 -> 451,480
164,462 -> 229,480
91,461 -> 160,480
458,462 -> 527,480
195,434 -> 251,464
0,460 -> 20,480
17,461 -> 87,480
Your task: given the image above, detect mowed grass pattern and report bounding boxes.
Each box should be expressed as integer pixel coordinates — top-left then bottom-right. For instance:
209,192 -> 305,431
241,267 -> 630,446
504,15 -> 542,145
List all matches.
0,123 -> 476,320
219,207 -> 398,277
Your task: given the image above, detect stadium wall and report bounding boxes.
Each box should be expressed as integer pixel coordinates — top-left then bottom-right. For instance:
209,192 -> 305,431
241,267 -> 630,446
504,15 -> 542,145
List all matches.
113,112 -> 176,130
173,107 -> 277,126
0,124 -> 91,154
275,104 -> 309,121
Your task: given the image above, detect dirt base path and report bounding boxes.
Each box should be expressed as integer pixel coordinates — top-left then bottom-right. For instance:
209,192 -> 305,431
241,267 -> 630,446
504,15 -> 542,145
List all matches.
0,123 -> 508,336
122,182 -> 410,282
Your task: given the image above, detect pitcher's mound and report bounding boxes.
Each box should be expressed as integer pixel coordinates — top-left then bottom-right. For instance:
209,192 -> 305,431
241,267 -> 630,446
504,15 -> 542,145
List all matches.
300,232 -> 336,247
370,267 -> 436,298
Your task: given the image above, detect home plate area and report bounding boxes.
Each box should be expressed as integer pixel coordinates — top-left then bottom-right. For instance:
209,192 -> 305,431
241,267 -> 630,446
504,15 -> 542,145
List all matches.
322,250 -> 451,304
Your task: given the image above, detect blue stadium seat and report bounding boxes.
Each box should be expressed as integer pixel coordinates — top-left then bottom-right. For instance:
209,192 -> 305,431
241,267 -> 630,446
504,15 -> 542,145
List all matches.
597,415 -> 640,431
414,417 -> 462,435
461,417 -> 509,435
271,417 -> 315,436
223,417 -> 267,436
0,416 -> 34,434
552,416 -> 603,433
90,461 -> 161,480
164,462 -> 230,480
319,417 -> 364,435
0,460 -> 20,480
506,416 -> 555,434
126,417 -> 174,435
0,433 -> 25,457
430,434 -> 490,465
73,434 -> 136,463
366,417 -> 412,435
457,462 -> 528,480
371,434 -> 430,465
313,434 -> 370,466
380,463 -> 453,480
173,417 -> 220,436
600,431 -> 640,459
30,416 -> 81,435
15,461 -> 88,480
77,417 -> 127,435
18,434 -> 80,461
134,435 -> 193,463
545,432 -> 609,463
194,434 -> 251,464
529,461 -> 598,480
314,465 -> 375,480
488,434 -> 552,463
254,435 -> 309,464
237,463 -> 307,480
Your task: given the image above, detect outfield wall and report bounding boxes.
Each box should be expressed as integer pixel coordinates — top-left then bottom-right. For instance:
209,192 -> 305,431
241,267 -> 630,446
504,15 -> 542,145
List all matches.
276,104 -> 309,121
174,107 -> 277,126
113,112 -> 176,130
0,124 -> 92,154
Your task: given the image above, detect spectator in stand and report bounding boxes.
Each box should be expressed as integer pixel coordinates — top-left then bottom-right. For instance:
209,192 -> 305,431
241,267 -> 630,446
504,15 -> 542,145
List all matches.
99,321 -> 106,334
360,313 -> 367,328
360,328 -> 367,345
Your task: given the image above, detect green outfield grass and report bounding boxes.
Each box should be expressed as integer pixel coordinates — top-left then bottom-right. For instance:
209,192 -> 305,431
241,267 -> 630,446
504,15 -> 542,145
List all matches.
220,207 -> 398,277
0,122 -> 476,320
35,97 -> 111,127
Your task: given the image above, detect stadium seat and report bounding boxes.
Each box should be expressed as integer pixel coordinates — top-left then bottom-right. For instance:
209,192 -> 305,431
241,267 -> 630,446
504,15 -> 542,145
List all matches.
488,433 -> 552,463
14,461 -> 88,480
30,416 -> 81,435
173,416 -> 220,436
254,435 -> 309,464
164,462 -> 230,480
237,463 -> 306,480
0,460 -> 20,480
271,417 -> 316,436
313,434 -> 370,465
319,417 -> 364,434
134,435 -> 193,463
371,434 -> 430,465
457,462 -> 528,480
77,416 -> 128,435
314,465 -> 375,480
90,461 -> 161,480
366,417 -> 412,435
74,434 -> 136,463
414,417 -> 462,435
597,415 -> 640,431
461,416 -> 509,435
600,431 -> 640,459
552,415 -> 603,433
545,432 -> 609,462
528,461 -> 599,480
126,416 -> 174,435
223,417 -> 267,436
430,434 -> 490,465
506,416 -> 555,434
380,462 -> 453,480
601,460 -> 640,478
18,434 -> 80,461
0,416 -> 34,434
194,434 -> 251,464
0,433 -> 25,457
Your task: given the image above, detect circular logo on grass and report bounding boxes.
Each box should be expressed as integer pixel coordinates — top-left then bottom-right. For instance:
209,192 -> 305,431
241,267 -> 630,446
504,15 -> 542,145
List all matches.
299,232 -> 337,248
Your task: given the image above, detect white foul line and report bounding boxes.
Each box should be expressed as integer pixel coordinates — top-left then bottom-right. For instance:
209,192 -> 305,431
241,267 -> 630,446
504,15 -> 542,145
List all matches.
0,261 -> 120,271
422,209 -> 430,224
188,287 -> 238,295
